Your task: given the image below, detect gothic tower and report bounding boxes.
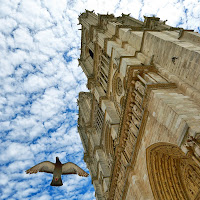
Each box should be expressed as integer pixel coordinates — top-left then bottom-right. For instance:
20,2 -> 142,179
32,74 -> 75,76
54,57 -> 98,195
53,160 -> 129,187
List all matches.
77,10 -> 200,200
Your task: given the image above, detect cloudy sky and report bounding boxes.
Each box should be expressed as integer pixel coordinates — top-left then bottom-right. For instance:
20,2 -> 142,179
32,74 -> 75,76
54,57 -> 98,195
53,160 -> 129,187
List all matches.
0,0 -> 199,199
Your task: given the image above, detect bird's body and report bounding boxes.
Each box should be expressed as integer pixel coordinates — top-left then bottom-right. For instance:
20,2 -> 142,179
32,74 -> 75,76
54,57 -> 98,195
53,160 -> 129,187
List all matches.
26,157 -> 89,186
51,157 -> 63,186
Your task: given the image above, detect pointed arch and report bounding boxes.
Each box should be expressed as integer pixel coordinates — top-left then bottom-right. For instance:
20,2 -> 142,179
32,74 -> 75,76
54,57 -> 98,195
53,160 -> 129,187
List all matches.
146,142 -> 200,200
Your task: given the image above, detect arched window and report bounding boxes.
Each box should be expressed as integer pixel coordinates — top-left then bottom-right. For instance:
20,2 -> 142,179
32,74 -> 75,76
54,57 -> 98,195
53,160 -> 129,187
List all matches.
146,142 -> 200,200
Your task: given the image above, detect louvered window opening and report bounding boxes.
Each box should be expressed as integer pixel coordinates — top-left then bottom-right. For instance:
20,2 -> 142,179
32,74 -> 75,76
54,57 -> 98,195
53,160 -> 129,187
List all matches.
98,54 -> 109,94
94,104 -> 104,135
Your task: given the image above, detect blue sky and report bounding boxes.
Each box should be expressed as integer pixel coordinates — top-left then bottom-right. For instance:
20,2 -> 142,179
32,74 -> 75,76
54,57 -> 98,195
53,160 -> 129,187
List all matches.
0,0 -> 199,199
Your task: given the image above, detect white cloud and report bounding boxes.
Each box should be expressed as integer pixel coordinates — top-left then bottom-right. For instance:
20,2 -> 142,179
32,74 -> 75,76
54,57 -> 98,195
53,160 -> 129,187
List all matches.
9,50 -> 29,67
0,173 -> 9,186
0,58 -> 15,77
23,74 -> 49,92
0,142 -> 34,163
0,32 -> 6,50
13,27 -> 35,50
33,194 -> 52,200
7,160 -> 32,173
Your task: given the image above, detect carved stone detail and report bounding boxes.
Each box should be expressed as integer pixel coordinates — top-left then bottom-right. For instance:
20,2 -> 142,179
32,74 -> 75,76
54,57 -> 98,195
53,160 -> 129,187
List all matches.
116,77 -> 123,96
112,70 -> 125,116
114,137 -> 120,147
146,142 -> 200,200
132,105 -> 143,119
182,134 -> 200,168
135,81 -> 145,95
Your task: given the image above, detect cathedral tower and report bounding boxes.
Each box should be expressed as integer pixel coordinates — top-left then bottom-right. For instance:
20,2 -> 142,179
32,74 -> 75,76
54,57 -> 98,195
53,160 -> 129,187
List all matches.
78,10 -> 200,200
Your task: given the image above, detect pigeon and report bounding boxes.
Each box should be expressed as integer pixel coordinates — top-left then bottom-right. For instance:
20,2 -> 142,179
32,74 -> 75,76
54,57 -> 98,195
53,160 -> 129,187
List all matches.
26,157 -> 89,186
172,56 -> 178,64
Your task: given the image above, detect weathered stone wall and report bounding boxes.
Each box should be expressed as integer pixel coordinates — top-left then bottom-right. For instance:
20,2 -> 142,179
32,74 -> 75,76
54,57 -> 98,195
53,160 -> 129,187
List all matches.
126,87 -> 200,199
142,31 -> 200,92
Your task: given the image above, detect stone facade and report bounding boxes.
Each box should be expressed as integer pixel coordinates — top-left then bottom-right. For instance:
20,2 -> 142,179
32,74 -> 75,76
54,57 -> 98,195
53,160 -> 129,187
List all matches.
77,10 -> 200,200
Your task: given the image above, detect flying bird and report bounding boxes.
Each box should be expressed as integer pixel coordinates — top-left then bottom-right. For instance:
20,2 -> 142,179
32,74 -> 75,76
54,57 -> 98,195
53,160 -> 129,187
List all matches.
26,157 -> 89,186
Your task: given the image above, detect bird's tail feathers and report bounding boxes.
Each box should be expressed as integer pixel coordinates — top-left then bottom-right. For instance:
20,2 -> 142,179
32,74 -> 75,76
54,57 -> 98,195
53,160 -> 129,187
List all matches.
50,177 -> 63,186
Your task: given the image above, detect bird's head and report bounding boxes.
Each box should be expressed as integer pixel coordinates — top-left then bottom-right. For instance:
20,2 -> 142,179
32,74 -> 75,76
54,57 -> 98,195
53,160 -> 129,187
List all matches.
56,157 -> 61,164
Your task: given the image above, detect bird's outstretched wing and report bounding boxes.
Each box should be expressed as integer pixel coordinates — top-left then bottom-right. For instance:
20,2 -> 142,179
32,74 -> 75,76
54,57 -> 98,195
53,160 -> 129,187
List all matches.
26,161 -> 55,174
62,162 -> 89,177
